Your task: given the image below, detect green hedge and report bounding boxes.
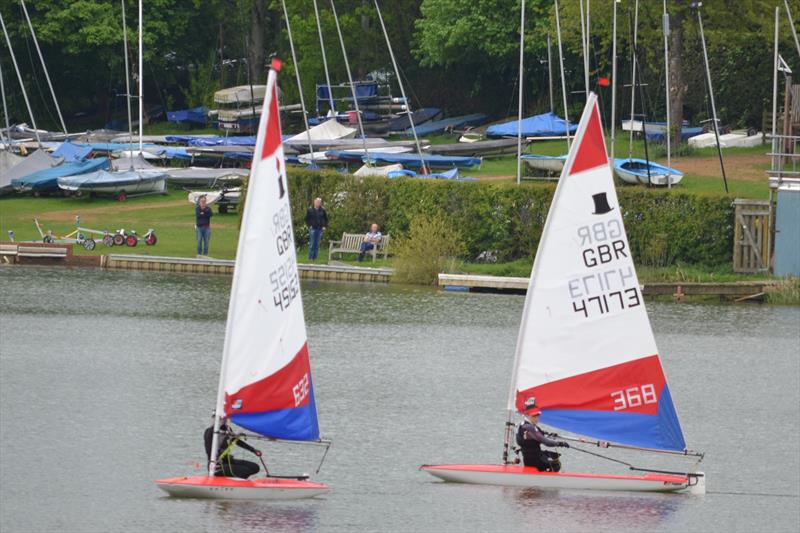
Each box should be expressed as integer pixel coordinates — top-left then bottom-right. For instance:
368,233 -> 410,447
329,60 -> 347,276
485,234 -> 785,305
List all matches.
287,169 -> 734,266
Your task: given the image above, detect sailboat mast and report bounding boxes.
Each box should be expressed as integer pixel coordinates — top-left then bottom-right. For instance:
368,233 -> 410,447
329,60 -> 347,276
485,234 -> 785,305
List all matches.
771,7 -> 780,173
138,0 -> 143,153
784,0 -> 800,57
695,4 -> 728,193
516,0 -> 525,185
629,11 -> 652,186
662,0 -> 672,186
312,0 -> 336,114
373,0 -> 427,175
280,0 -> 316,164
20,0 -> 67,135
610,0 -> 618,160
578,0 -> 589,98
554,0 -> 570,150
121,0 -> 134,167
627,0 -> 638,159
0,60 -> 10,149
0,11 -> 40,146
547,34 -> 554,114
329,0 -> 370,160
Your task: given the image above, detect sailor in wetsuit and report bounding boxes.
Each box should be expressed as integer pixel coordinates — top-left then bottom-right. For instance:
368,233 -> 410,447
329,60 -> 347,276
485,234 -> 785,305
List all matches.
516,402 -> 569,471
204,422 -> 262,479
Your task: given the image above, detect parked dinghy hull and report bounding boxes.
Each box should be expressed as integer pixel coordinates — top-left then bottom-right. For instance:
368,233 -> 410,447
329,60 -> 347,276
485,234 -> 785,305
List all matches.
421,465 -> 705,494
155,475 -> 329,500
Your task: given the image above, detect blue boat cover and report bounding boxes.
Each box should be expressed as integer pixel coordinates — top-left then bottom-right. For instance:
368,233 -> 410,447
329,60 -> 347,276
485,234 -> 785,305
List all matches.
12,158 -> 111,191
167,106 -> 207,125
317,82 -> 378,103
407,113 -> 488,136
486,112 -> 577,138
164,135 -> 257,147
362,152 -> 481,169
84,143 -> 165,155
644,126 -> 703,142
53,141 -> 92,163
57,169 -> 167,190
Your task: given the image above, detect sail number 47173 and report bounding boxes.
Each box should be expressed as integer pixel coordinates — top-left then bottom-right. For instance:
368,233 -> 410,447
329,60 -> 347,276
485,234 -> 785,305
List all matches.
610,384 -> 657,411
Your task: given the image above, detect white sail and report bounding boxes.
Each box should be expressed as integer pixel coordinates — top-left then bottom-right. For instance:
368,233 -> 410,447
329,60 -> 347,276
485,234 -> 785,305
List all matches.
507,93 -> 685,452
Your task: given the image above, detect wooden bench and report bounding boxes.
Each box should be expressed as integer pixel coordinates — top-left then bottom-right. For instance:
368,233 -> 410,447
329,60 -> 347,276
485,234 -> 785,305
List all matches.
17,245 -> 68,259
328,232 -> 391,262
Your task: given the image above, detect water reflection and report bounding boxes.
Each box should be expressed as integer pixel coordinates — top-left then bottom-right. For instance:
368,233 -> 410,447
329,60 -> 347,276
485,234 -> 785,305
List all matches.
509,487 -> 682,530
204,500 -> 319,532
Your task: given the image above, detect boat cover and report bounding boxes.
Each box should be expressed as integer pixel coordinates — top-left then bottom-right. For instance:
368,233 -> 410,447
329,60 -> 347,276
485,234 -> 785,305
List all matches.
317,82 -> 378,102
407,114 -> 489,136
1,151 -> 25,193
57,169 -> 168,190
12,157 -> 111,191
165,135 -> 257,147
53,141 -> 92,163
3,150 -> 63,183
286,119 -> 356,143
214,85 -> 266,104
111,154 -> 158,171
167,106 -> 207,125
485,112 -> 577,138
362,152 -> 481,169
389,108 -> 441,131
644,126 -> 703,142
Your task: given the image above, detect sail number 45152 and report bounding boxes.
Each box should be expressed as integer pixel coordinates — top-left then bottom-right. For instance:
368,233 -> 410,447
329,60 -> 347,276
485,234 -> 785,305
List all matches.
610,384 -> 657,411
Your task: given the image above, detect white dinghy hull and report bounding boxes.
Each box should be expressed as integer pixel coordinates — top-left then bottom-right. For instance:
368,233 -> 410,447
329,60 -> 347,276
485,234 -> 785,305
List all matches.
422,465 -> 705,494
155,475 -> 329,500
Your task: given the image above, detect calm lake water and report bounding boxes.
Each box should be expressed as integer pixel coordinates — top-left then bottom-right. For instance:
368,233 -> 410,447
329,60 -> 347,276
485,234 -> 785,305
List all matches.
1,266 -> 798,533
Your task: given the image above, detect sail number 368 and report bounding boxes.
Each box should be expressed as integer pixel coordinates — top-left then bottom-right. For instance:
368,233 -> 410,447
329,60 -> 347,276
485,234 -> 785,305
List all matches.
610,384 -> 657,411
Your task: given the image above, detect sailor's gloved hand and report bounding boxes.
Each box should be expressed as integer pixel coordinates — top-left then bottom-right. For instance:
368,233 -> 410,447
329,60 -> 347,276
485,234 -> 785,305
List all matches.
255,451 -> 262,457
558,441 -> 570,448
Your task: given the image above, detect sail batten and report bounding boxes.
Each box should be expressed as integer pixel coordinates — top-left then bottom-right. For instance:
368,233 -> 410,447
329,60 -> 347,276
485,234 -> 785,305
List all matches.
214,61 -> 320,443
508,93 -> 685,452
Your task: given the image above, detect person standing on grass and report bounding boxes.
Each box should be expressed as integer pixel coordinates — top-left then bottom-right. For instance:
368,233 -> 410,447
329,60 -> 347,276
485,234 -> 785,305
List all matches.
304,197 -> 328,261
195,195 -> 213,257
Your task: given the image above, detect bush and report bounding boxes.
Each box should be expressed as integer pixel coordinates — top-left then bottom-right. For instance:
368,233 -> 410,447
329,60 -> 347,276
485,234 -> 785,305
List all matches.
392,213 -> 466,285
286,169 -> 734,267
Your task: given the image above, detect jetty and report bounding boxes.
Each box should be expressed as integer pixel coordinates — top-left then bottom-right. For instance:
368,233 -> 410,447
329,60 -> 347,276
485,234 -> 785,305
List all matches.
438,273 -> 779,301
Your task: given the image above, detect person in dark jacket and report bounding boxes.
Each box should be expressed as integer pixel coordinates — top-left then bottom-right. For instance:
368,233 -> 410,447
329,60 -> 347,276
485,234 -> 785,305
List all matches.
304,197 -> 328,261
205,422 -> 262,479
516,403 -> 569,471
195,195 -> 213,256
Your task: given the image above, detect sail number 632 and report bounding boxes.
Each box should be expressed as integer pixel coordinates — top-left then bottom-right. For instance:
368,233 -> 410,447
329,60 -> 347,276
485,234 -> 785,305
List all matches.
610,384 -> 657,411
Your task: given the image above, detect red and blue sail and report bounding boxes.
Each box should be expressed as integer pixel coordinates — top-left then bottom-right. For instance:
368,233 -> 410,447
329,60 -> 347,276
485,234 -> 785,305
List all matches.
508,94 -> 686,453
215,59 -> 320,443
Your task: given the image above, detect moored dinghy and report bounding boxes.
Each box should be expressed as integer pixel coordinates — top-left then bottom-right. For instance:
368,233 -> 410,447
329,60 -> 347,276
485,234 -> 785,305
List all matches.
422,93 -> 705,494
155,60 -> 330,500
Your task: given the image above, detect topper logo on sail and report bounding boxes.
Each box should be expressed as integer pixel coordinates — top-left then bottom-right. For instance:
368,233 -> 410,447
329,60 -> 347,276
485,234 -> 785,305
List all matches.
292,373 -> 310,406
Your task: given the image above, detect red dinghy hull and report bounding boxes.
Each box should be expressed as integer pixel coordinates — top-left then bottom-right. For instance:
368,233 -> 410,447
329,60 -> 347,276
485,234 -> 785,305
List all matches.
155,475 -> 330,500
421,464 -> 705,494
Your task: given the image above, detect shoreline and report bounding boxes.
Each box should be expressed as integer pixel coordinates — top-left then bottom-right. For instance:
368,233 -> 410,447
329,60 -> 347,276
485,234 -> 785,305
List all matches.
3,242 -> 792,303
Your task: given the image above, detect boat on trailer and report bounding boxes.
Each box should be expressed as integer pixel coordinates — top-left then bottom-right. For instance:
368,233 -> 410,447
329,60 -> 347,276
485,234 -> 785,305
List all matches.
422,94 -> 705,495
156,60 -> 330,500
